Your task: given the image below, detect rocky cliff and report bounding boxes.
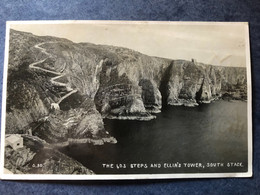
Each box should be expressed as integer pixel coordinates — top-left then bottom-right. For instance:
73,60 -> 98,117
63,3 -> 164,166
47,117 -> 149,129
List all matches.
6,29 -> 247,143
4,135 -> 94,174
165,60 -> 247,107
6,29 -> 117,145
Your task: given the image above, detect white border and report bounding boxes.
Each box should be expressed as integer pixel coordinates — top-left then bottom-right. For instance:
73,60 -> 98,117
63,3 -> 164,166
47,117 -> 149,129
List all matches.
0,20 -> 252,180
245,23 -> 253,178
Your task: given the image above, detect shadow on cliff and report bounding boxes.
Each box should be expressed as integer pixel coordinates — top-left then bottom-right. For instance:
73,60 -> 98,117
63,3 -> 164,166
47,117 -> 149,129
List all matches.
159,61 -> 174,109
195,78 -> 204,103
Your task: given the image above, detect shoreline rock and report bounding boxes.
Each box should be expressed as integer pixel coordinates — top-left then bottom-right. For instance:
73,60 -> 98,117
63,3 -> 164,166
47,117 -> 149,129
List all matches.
67,137 -> 117,145
106,114 -> 156,121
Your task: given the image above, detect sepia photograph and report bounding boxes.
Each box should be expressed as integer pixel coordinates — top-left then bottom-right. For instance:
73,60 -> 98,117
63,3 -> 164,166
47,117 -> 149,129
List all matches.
0,21 -> 252,179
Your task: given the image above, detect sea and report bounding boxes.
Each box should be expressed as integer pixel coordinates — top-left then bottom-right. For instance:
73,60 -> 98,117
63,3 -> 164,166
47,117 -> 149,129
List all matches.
59,100 -> 248,174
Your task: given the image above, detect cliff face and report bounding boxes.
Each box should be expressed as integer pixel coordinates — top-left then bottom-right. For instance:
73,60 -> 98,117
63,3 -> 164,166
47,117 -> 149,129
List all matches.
166,60 -> 247,107
6,29 -> 247,143
6,30 -> 117,145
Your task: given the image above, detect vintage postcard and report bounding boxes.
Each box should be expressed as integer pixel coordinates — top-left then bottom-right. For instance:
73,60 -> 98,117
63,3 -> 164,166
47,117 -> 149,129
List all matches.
0,21 -> 252,180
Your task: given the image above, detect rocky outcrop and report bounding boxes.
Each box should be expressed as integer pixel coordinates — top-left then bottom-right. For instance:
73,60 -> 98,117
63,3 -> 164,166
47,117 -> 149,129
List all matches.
166,60 -> 247,107
6,30 -> 116,146
4,135 -> 94,174
94,62 -> 157,120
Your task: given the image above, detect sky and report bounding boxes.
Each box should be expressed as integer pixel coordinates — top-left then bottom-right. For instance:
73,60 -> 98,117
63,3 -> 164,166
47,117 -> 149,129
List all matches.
10,21 -> 248,67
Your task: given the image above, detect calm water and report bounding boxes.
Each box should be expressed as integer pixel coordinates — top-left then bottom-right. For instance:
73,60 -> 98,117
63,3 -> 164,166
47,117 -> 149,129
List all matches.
59,100 -> 248,174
